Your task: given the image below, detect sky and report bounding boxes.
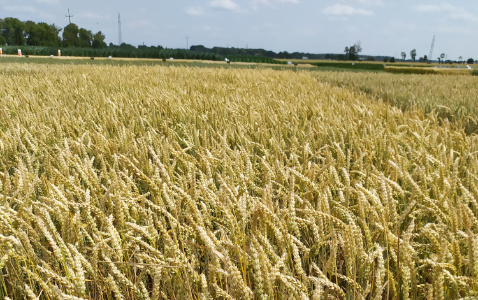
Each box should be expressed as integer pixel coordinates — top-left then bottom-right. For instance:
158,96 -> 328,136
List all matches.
0,0 -> 477,60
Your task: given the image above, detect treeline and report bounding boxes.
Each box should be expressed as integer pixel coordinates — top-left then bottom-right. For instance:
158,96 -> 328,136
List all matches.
0,17 -> 106,48
0,45 -> 286,64
0,45 -> 222,60
0,17 -> 361,62
190,45 -> 351,60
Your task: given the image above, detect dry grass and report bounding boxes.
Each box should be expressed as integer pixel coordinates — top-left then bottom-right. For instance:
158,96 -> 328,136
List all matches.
1,63 -> 478,299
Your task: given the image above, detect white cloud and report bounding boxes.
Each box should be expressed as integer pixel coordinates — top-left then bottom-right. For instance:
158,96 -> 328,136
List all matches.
354,0 -> 382,6
250,0 -> 268,11
323,4 -> 374,17
35,0 -> 59,4
250,0 -> 298,11
4,5 -> 37,13
415,4 -> 444,12
415,3 -> 478,22
3,5 -> 55,19
209,0 -> 240,11
186,6 -> 205,16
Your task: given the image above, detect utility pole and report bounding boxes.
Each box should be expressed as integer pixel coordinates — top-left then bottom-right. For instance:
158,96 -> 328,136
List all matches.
65,9 -> 73,25
118,13 -> 123,45
186,35 -> 189,50
428,35 -> 435,62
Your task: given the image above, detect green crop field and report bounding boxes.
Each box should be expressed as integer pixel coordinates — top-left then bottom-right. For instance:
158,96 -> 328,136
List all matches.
0,60 -> 478,299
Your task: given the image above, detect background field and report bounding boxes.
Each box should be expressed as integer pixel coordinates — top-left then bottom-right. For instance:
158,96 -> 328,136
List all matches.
313,70 -> 478,134
0,61 -> 478,299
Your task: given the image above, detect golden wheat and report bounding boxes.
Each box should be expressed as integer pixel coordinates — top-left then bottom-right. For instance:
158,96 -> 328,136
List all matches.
0,62 -> 477,299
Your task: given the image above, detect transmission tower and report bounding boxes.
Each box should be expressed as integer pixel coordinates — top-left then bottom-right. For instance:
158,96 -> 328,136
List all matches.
118,13 -> 123,45
428,35 -> 435,60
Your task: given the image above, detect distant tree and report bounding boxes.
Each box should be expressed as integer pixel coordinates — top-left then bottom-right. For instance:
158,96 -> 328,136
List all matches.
458,56 -> 463,63
344,41 -> 362,60
440,53 -> 445,63
25,22 -> 61,47
467,58 -> 474,64
0,19 -> 4,44
349,46 -> 357,60
390,57 -> 396,63
24,21 -> 38,45
190,45 -> 207,52
383,57 -> 389,62
119,42 -> 136,50
92,31 -> 106,48
63,23 -> 79,47
0,20 -> 5,45
410,49 -> 417,61
354,41 -> 362,59
401,51 -> 406,60
278,51 -> 291,59
78,28 -> 92,47
424,55 -> 428,62
43,23 -> 62,46
1,17 -> 26,45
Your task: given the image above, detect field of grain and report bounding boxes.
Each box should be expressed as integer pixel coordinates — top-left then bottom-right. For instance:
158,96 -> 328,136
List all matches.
1,63 -> 478,299
314,71 -> 478,134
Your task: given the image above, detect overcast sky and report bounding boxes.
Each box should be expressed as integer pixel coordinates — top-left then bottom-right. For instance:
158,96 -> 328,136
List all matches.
1,0 -> 477,59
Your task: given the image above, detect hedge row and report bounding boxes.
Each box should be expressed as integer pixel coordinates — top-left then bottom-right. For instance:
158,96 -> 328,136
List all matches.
0,46 -> 286,65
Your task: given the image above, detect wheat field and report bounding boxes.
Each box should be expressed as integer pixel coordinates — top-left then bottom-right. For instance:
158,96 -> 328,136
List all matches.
313,70 -> 478,134
0,63 -> 478,299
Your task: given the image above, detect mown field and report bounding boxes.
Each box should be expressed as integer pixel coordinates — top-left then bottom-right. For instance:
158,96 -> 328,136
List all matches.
0,62 -> 478,300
